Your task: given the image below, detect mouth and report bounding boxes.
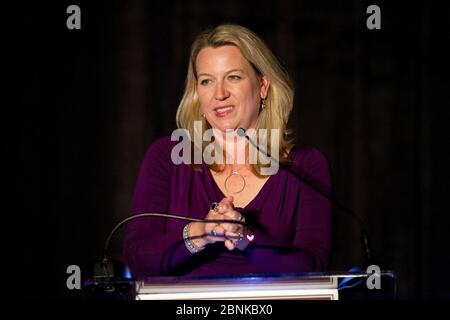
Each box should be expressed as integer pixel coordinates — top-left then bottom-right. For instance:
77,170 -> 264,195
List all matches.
213,105 -> 235,118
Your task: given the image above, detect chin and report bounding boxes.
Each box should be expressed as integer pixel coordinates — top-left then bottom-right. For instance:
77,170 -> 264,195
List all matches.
214,122 -> 238,133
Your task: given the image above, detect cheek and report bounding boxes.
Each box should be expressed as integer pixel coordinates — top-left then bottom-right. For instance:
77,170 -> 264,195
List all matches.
196,88 -> 208,108
241,85 -> 261,112
198,87 -> 214,102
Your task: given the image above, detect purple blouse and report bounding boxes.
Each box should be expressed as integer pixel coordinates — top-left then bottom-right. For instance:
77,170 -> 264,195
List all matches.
123,136 -> 332,278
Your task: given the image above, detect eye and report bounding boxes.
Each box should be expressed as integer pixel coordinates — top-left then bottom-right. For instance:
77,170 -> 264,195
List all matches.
199,79 -> 211,86
228,75 -> 241,81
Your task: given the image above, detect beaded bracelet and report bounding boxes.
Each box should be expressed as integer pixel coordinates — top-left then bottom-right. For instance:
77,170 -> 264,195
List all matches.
183,223 -> 205,254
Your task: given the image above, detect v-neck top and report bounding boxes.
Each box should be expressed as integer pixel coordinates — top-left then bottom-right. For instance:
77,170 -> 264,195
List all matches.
124,136 -> 333,279
205,163 -> 274,211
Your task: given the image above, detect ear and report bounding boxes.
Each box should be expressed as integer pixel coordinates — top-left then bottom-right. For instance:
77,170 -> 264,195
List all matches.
259,75 -> 270,99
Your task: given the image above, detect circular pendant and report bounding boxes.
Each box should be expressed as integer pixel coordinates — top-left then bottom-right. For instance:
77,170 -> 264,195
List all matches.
224,171 -> 246,194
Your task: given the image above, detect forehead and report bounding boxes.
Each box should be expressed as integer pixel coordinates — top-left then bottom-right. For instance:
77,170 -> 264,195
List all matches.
196,45 -> 252,73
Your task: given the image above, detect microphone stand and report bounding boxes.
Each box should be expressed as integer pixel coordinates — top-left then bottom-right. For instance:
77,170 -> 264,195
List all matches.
236,128 -> 374,267
93,213 -> 247,292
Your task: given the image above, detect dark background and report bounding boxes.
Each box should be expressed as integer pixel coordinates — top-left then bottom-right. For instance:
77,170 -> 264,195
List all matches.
5,0 -> 449,299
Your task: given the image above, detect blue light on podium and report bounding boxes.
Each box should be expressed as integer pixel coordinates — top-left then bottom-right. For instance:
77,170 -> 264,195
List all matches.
123,265 -> 133,279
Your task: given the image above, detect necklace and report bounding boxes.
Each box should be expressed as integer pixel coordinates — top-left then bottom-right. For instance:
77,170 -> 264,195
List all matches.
224,167 -> 246,194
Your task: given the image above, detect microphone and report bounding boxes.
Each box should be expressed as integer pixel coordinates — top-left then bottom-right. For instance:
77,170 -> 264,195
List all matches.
94,213 -> 249,282
236,127 -> 374,267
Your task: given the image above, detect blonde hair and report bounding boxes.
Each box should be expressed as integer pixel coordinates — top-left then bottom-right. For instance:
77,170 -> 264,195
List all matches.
176,24 -> 294,175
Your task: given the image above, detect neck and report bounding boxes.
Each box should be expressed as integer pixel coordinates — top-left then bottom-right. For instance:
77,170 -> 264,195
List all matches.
213,130 -> 250,169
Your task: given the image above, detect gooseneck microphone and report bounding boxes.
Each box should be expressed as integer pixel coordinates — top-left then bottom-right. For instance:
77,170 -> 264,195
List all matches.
236,127 -> 374,267
95,213 -> 248,282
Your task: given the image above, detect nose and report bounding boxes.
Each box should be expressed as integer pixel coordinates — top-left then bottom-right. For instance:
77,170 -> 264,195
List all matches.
214,81 -> 230,101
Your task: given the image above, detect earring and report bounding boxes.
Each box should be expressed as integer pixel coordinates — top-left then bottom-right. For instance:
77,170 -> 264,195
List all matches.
201,113 -> 205,118
261,99 -> 266,110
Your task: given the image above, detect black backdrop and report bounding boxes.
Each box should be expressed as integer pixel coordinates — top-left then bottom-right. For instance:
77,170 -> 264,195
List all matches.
5,0 -> 450,299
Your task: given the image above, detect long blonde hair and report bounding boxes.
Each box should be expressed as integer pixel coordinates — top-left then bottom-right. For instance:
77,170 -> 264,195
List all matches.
176,24 -> 294,176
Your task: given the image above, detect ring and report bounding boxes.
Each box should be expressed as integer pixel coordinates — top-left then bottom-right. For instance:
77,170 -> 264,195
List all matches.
236,215 -> 243,222
211,229 -> 217,236
210,202 -> 220,212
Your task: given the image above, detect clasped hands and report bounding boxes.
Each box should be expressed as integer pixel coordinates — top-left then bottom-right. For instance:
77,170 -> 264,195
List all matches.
189,196 -> 249,251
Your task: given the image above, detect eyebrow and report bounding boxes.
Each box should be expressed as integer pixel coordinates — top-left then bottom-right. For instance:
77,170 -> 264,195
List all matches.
197,69 -> 245,78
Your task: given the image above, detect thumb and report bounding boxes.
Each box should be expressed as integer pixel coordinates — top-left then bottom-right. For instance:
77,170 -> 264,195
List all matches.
221,196 -> 234,205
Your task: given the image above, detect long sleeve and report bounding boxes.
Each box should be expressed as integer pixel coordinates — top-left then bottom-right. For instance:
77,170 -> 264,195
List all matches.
123,137 -> 193,278
245,148 -> 333,272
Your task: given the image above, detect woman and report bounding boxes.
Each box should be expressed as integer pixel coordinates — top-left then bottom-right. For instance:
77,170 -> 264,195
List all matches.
124,24 -> 332,278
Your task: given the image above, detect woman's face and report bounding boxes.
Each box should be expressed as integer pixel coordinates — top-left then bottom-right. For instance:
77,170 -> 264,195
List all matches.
196,45 -> 270,133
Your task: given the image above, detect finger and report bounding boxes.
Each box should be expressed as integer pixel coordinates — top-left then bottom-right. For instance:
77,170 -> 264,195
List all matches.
205,214 -> 238,234
205,210 -> 228,225
207,224 -> 227,243
224,231 -> 243,240
217,197 -> 234,214
221,222 -> 243,234
216,203 -> 232,214
205,207 -> 243,233
222,210 -> 245,223
221,196 -> 234,204
205,209 -> 224,219
204,222 -> 219,235
220,212 -> 244,232
224,239 -> 236,251
213,225 -> 226,236
224,232 -> 242,244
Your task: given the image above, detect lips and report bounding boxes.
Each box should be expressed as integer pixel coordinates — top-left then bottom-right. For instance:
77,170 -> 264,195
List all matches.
213,105 -> 235,117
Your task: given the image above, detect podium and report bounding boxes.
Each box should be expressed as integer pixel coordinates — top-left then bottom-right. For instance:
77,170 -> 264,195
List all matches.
84,271 -> 396,300
136,273 -> 339,300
